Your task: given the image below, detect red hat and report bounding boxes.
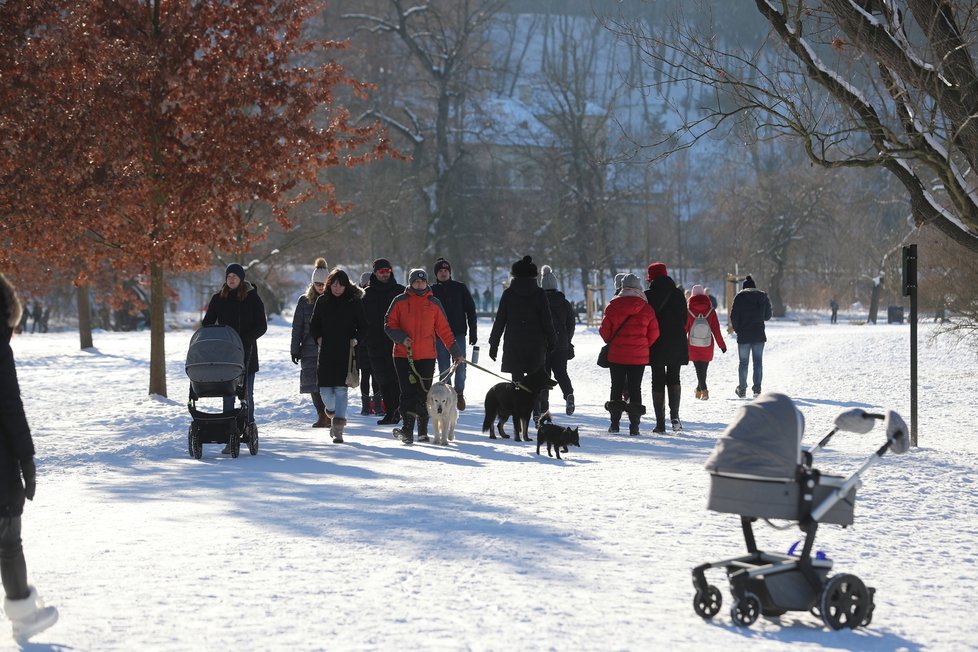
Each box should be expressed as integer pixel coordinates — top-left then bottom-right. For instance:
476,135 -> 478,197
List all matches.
647,262 -> 668,281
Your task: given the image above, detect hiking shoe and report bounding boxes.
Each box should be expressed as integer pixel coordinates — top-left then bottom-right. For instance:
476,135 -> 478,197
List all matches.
753,389 -> 761,398
377,414 -> 399,425
652,424 -> 666,434
735,386 -> 746,398
565,393 -> 575,415
457,394 -> 466,411
221,444 -> 231,454
671,418 -> 683,432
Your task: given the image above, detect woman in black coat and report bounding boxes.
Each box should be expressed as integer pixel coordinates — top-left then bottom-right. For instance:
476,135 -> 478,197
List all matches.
291,258 -> 329,428
309,268 -> 367,444
644,262 -> 689,433
201,263 -> 267,428
0,273 -> 58,640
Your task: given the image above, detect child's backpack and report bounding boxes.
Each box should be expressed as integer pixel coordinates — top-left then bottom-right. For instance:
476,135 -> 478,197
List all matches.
688,308 -> 714,347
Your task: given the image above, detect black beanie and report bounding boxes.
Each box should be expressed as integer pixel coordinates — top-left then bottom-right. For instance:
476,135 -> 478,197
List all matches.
373,258 -> 392,272
743,275 -> 756,289
434,257 -> 451,274
225,263 -> 245,281
511,255 -> 537,278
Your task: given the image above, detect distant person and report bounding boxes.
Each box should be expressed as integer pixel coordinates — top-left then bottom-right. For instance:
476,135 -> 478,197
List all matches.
705,287 -> 718,310
539,265 -> 576,416
29,302 -> 42,335
430,257 -> 477,411
362,258 -> 405,425
0,273 -> 59,642
730,275 -> 772,398
356,272 -> 381,415
645,262 -> 689,433
686,285 -> 726,401
830,297 -> 839,324
482,288 -> 492,313
613,273 -> 626,297
290,257 -> 330,428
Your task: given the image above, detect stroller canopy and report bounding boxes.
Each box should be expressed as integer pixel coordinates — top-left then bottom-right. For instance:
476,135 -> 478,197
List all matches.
185,324 -> 245,384
705,392 -> 805,481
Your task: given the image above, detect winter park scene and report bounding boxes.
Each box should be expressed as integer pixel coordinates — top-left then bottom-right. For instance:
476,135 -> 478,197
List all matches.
4,1 -> 978,651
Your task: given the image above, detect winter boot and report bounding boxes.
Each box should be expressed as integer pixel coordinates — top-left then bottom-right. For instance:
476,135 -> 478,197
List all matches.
330,417 -> 346,444
651,390 -> 666,433
668,385 -> 683,432
457,393 -> 466,411
394,412 -> 415,445
701,388 -> 709,400
565,393 -> 575,415
694,388 -> 703,400
605,400 -> 626,434
416,414 -> 430,443
313,409 -> 331,428
626,403 -> 646,436
360,395 -> 370,416
4,586 -> 58,642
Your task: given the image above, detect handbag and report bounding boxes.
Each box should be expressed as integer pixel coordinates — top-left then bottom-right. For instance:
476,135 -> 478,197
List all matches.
597,315 -> 632,368
345,345 -> 360,388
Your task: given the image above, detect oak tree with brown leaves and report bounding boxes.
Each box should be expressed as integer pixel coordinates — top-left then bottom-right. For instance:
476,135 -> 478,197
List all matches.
0,0 -> 391,396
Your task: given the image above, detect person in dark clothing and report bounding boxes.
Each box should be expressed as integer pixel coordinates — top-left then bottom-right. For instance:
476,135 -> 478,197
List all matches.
730,275 -> 773,398
0,273 -> 59,642
482,288 -> 492,313
309,268 -> 368,444
362,258 -> 405,425
356,272 -> 381,415
830,297 -> 839,324
705,287 -> 719,310
202,263 -> 267,447
644,262 -> 689,433
290,257 -> 329,428
538,265 -> 576,416
430,257 -> 477,411
488,256 -> 556,421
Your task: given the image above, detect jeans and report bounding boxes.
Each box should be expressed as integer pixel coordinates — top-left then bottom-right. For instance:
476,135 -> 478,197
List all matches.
319,386 -> 349,420
224,372 -> 256,424
435,339 -> 466,394
738,342 -> 765,393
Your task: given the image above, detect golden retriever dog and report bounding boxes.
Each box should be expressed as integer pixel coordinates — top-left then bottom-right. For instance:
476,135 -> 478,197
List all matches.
426,382 -> 459,446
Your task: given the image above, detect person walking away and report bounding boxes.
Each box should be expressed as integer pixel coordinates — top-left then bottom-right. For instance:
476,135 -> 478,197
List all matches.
356,272 -> 381,415
482,288 -> 492,313
202,263 -> 267,451
830,297 -> 839,324
290,257 -> 330,427
488,256 -> 557,424
705,287 -> 719,310
430,257 -> 477,411
539,265 -> 576,416
730,275 -> 773,398
613,273 -> 626,297
645,262 -> 689,433
362,258 -> 405,425
0,273 -> 58,642
686,285 -> 726,400
310,269 -> 367,444
600,274 -> 659,435
385,269 -> 463,445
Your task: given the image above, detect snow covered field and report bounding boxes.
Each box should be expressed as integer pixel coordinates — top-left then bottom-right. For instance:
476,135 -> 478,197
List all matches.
8,315 -> 977,651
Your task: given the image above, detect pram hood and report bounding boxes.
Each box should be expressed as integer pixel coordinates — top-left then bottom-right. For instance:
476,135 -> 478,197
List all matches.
185,325 -> 245,384
705,392 -> 805,481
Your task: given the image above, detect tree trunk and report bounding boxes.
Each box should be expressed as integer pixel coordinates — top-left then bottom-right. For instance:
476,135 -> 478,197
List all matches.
76,285 -> 93,349
149,262 -> 167,397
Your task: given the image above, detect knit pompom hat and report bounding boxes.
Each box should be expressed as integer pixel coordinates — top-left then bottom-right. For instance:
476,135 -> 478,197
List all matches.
511,255 -> 538,278
540,265 -> 558,291
743,275 -> 756,289
621,273 -> 642,290
433,257 -> 451,275
311,257 -> 329,284
646,262 -> 667,282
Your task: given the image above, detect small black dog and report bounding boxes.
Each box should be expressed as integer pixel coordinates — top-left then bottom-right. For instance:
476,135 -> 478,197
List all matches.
481,369 -> 557,442
536,415 -> 580,459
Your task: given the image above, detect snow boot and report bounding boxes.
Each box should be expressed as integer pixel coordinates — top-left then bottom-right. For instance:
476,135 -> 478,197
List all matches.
694,388 -> 703,400
626,403 -> 646,436
4,586 -> 58,642
565,393 -> 575,416
416,414 -> 430,443
360,395 -> 370,416
331,417 -> 346,444
394,412 -> 415,445
651,390 -> 666,433
457,393 -> 466,411
667,384 -> 682,426
605,400 -> 626,434
314,410 -> 332,428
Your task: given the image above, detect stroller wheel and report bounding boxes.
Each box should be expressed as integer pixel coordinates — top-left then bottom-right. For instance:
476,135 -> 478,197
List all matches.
819,574 -> 870,630
188,424 -> 202,460
693,585 -> 722,619
247,424 -> 259,456
229,425 -> 241,459
730,592 -> 760,627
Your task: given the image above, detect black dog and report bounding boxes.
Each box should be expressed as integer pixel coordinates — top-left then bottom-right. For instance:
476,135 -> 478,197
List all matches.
481,370 -> 557,442
536,415 -> 581,459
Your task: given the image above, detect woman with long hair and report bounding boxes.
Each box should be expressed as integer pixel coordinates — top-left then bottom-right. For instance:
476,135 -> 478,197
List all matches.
291,257 -> 330,427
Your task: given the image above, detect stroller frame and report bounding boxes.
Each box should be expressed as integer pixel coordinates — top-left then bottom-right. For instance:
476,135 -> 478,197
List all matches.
187,393 -> 257,460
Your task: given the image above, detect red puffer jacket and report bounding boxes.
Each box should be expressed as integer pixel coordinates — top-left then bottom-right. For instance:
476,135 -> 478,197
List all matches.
686,294 -> 726,362
599,291 -> 659,365
384,288 -> 459,360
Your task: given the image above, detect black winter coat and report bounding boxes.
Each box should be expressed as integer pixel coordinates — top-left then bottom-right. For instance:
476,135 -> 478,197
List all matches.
202,282 -> 267,374
0,325 -> 34,517
645,275 -> 689,367
431,278 -> 478,341
290,294 -> 319,393
730,288 -> 772,343
362,274 -> 404,353
310,287 -> 368,387
544,289 -> 575,354
488,277 -> 556,374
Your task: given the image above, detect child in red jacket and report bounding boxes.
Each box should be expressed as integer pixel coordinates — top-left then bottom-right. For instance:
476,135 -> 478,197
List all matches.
686,285 -> 726,400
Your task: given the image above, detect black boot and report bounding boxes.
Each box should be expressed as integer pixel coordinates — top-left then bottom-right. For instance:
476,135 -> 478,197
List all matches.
626,403 -> 646,436
605,400 -> 626,434
394,412 -> 415,445
360,395 -> 370,416
668,384 -> 683,432
652,391 -> 666,433
416,414 -> 430,443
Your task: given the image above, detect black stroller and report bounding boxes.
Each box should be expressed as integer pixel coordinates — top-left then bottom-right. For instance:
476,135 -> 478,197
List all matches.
691,392 -> 909,629
185,325 -> 258,459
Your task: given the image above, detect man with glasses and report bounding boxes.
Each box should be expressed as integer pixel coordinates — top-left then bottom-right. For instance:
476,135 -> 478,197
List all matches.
362,258 -> 404,425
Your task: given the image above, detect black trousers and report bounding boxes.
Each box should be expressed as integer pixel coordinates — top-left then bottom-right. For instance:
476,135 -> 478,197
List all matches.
394,357 -> 436,418
370,352 -> 400,417
693,361 -> 710,390
610,364 -> 645,405
0,516 -> 29,600
650,363 -> 681,391
545,351 -> 574,398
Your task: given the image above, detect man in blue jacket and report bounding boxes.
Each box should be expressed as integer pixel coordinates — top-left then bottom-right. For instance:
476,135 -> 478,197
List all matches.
431,258 -> 477,410
730,275 -> 773,398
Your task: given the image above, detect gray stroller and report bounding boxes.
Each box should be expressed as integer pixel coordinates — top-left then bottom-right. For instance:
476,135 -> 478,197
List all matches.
185,325 -> 258,459
691,392 -> 909,629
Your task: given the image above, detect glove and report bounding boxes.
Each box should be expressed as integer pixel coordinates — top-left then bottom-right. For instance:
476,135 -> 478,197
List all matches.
720,347 -> 727,354
469,335 -> 477,346
291,353 -> 300,365
21,458 -> 36,501
489,345 -> 498,362
567,344 -> 575,360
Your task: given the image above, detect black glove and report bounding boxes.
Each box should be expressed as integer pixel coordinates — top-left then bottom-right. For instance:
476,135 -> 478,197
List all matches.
21,458 -> 36,501
720,347 -> 727,354
291,353 -> 300,365
489,345 -> 498,362
567,344 -> 575,360
469,335 -> 477,346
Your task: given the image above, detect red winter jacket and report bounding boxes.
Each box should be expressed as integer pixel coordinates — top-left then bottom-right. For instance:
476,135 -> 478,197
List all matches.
685,294 -> 726,362
599,290 -> 659,365
384,288 -> 460,360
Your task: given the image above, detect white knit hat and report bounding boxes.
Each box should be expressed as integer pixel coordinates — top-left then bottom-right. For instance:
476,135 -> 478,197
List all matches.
311,257 -> 329,284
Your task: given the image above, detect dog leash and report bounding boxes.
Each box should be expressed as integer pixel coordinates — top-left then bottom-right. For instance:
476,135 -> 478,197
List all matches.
464,359 -> 532,393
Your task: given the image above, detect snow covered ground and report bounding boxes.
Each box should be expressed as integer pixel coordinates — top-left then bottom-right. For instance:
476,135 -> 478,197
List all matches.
7,315 -> 977,651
